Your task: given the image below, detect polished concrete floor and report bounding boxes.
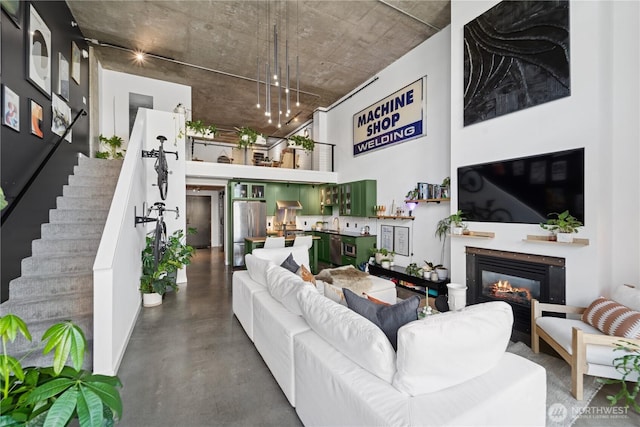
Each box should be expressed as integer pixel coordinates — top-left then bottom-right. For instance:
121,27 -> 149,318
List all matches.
116,248 -> 302,427
116,248 -> 639,426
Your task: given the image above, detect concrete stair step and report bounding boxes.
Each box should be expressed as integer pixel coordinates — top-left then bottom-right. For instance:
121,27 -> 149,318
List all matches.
56,195 -> 113,210
78,156 -> 123,169
41,222 -> 105,239
2,291 -> 93,320
21,255 -> 95,276
49,208 -> 109,223
32,237 -> 101,255
68,175 -> 118,188
62,184 -> 116,199
73,159 -> 122,177
8,272 -> 94,299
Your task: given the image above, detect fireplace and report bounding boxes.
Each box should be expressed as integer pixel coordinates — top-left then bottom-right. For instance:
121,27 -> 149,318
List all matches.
466,247 -> 565,338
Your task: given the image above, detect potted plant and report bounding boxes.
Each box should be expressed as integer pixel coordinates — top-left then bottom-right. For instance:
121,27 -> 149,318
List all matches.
405,262 -> 423,278
0,313 -> 122,426
441,176 -> 451,198
96,134 -> 125,159
380,258 -> 391,269
405,187 -> 420,201
602,340 -> 640,411
236,126 -> 259,149
288,134 -> 315,152
540,210 -> 583,242
140,228 -> 195,306
186,119 -> 217,139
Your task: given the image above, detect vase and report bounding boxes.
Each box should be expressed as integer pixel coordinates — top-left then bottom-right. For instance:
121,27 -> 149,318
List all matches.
436,267 -> 448,280
447,283 -> 468,311
556,232 -> 574,243
142,292 -> 162,307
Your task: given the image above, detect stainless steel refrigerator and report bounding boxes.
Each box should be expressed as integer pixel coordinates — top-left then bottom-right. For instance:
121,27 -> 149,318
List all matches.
233,200 -> 267,267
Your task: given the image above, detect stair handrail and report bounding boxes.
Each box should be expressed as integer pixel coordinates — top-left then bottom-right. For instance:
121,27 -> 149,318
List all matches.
1,109 -> 87,224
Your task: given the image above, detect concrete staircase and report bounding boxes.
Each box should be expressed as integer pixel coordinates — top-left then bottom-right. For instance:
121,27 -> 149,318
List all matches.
0,157 -> 122,368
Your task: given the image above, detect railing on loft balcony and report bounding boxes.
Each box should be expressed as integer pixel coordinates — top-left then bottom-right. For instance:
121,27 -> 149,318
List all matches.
187,137 -> 335,172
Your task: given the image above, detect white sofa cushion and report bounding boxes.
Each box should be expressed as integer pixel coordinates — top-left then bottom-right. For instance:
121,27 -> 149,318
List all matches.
393,301 -> 513,396
244,253 -> 273,287
253,246 -> 310,269
297,286 -> 397,383
266,264 -> 314,316
612,284 -> 640,311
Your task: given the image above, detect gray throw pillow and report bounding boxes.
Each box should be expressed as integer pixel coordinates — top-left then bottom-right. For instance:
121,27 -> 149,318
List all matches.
343,288 -> 420,350
280,252 -> 300,273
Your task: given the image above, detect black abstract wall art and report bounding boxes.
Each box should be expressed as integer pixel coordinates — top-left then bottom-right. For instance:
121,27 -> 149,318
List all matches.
463,0 -> 570,126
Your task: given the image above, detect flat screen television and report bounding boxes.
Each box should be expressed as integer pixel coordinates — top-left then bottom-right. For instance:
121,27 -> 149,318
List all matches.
457,148 -> 584,224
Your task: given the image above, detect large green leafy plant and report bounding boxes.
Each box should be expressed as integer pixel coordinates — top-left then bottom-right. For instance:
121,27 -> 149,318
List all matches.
140,228 -> 196,294
96,134 -> 125,159
540,210 -> 583,234
601,341 -> 640,412
0,314 -> 122,426
288,135 -> 315,152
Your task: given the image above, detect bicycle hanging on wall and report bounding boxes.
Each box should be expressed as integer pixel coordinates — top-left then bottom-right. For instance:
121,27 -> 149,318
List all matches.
142,135 -> 178,200
135,202 -> 180,270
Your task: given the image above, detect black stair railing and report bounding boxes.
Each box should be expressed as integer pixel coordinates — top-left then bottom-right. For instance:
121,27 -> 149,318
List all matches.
1,109 -> 87,224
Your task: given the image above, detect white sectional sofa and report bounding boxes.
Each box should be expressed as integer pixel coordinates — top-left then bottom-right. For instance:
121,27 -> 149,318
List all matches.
232,247 -> 547,426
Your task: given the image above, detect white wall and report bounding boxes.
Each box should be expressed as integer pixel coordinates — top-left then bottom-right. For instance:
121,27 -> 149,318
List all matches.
450,0 -> 640,305
324,27 -> 452,268
98,67 -> 191,149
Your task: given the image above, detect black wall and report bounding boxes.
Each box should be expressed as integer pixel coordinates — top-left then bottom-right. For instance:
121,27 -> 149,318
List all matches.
1,1 -> 90,301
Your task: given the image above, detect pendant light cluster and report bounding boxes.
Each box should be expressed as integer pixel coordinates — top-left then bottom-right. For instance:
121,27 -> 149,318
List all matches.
256,0 -> 301,129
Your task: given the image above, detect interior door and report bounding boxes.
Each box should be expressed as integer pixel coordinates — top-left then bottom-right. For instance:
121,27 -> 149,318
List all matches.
186,195 -> 211,248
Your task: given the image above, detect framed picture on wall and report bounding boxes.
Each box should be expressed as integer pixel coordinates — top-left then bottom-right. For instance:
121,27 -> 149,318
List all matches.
1,0 -> 22,28
393,226 -> 410,257
2,85 -> 20,132
71,42 -> 81,84
58,53 -> 70,101
30,99 -> 44,138
27,4 -> 52,97
52,93 -> 71,142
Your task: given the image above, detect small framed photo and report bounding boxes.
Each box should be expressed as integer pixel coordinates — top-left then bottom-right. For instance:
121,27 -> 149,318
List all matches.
71,42 -> 81,84
30,99 -> 44,138
1,0 -> 22,28
58,53 -> 70,100
27,4 -> 52,97
2,85 -> 20,132
52,93 -> 71,142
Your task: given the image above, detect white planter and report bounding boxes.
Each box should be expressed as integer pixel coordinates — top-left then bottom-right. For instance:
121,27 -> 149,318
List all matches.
381,260 -> 391,269
436,267 -> 448,280
423,270 -> 432,279
556,232 -> 574,243
447,283 -> 468,311
452,226 -> 464,235
142,292 -> 162,307
430,271 -> 439,281
375,253 -> 384,264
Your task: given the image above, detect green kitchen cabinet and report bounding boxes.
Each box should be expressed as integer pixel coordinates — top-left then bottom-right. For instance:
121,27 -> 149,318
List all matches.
352,180 -> 377,217
230,181 -> 267,200
300,185 -> 322,215
314,231 -> 331,263
340,235 -> 376,267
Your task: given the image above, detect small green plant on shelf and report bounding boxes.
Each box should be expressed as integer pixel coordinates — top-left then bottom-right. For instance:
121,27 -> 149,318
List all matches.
236,126 -> 259,148
405,187 -> 420,201
540,210 -> 583,234
140,228 -> 196,295
405,262 -> 423,278
423,260 -> 442,272
288,134 -> 315,152
600,340 -> 640,412
441,176 -> 450,198
96,134 -> 125,159
0,314 -> 122,426
186,119 -> 217,137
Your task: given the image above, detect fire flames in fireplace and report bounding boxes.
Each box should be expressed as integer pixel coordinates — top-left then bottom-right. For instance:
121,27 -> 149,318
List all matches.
488,280 -> 532,305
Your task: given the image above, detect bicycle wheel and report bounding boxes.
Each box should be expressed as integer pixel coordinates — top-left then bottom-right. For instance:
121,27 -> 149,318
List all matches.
156,149 -> 169,200
152,220 -> 167,271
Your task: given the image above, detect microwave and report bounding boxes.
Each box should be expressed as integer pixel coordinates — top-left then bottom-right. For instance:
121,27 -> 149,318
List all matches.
343,242 -> 357,258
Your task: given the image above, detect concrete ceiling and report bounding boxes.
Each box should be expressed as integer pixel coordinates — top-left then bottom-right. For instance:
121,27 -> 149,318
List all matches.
66,0 -> 450,143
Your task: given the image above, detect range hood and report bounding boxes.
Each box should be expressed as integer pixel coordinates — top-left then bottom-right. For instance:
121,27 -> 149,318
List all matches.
276,200 -> 303,210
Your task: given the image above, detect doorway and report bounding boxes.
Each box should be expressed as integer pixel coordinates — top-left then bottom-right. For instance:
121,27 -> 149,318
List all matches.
187,195 -> 211,248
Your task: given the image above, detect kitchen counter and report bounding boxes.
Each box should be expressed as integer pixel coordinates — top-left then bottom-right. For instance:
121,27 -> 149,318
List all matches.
244,235 -> 320,273
314,230 -> 376,238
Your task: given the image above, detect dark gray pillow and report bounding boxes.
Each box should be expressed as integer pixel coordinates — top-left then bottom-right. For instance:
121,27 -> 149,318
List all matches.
343,288 -> 420,350
280,253 -> 300,273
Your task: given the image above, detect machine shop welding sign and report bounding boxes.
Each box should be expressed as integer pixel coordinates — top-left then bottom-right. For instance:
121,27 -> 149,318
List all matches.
353,78 -> 425,156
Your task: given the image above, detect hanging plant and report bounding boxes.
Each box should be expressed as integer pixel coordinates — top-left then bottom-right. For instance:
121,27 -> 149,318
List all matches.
186,120 -> 217,137
236,126 -> 259,148
288,134 -> 315,152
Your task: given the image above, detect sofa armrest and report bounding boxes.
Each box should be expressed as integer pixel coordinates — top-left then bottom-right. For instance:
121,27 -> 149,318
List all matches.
577,328 -> 640,348
531,298 -> 585,320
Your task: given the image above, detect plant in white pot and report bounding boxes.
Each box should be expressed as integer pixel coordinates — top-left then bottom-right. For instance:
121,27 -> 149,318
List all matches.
236,126 -> 259,149
540,210 -> 583,242
140,229 -> 195,306
186,119 -> 217,139
288,134 -> 315,152
96,134 -> 125,159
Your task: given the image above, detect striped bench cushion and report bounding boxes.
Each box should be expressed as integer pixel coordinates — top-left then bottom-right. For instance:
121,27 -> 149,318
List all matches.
582,297 -> 640,339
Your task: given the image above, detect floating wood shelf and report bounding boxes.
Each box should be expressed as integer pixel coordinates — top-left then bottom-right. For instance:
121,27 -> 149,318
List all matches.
450,231 -> 495,239
404,198 -> 450,204
370,215 -> 415,220
524,235 -> 590,246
